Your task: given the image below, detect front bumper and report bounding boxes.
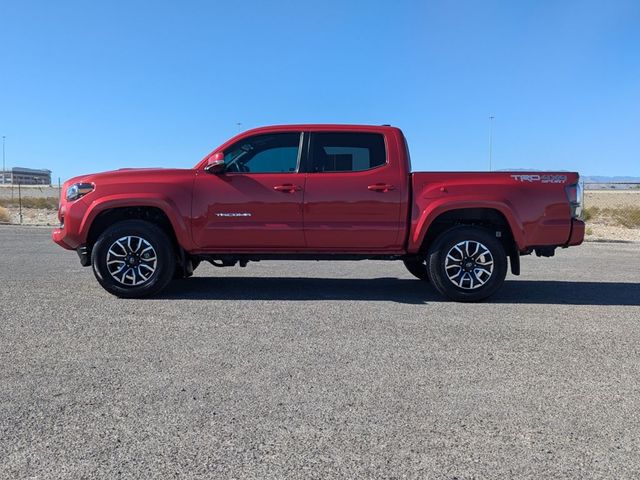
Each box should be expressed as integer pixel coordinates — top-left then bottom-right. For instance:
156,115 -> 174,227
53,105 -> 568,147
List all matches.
52,227 -> 77,250
52,225 -> 85,250
51,197 -> 89,250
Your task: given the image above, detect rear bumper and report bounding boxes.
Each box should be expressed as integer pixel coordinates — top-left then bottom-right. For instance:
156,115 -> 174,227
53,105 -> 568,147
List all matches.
566,218 -> 585,246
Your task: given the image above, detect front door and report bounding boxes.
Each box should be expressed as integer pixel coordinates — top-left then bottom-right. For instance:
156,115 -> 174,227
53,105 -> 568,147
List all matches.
192,132 -> 306,250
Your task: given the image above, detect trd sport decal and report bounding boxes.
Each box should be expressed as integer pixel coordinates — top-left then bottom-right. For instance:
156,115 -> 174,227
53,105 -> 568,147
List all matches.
511,174 -> 567,184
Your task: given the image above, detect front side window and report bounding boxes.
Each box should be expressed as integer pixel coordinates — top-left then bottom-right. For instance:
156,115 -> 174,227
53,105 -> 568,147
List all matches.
224,133 -> 301,173
310,132 -> 386,173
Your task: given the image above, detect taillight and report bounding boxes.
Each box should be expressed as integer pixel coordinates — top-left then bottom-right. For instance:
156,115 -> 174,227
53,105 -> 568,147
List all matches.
565,183 -> 582,219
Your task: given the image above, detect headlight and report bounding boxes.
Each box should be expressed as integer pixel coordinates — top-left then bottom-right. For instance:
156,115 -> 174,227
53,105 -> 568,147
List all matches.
66,183 -> 94,201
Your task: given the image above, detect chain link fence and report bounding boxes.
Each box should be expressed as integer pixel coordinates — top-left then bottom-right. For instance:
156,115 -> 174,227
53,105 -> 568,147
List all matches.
582,182 -> 640,242
0,184 -> 61,225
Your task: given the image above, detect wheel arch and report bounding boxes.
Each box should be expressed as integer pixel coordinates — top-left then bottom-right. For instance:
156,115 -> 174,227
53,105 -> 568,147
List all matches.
412,201 -> 523,249
80,195 -> 191,250
86,206 -> 179,250
410,203 -> 523,275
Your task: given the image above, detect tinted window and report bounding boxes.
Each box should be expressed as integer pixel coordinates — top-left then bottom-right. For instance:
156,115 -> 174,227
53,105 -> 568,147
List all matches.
224,133 -> 301,173
310,133 -> 386,173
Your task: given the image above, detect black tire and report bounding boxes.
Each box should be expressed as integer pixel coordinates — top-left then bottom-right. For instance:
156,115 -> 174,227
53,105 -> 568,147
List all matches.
403,258 -> 430,281
427,226 -> 507,302
91,220 -> 175,298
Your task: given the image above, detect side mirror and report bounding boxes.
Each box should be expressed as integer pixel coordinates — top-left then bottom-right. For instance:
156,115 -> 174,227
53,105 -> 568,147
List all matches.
204,152 -> 225,174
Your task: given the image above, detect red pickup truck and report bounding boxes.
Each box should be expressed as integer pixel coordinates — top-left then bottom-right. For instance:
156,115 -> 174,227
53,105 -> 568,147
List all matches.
52,124 -> 584,301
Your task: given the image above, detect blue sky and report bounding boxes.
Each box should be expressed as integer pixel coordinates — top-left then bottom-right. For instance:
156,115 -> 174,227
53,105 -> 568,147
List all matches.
1,0 -> 639,182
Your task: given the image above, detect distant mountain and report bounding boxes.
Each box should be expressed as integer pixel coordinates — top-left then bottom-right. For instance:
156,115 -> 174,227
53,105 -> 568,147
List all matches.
582,176 -> 640,183
581,176 -> 640,189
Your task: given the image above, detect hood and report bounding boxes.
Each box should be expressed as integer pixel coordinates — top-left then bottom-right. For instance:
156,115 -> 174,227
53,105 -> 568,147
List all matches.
64,167 -> 194,186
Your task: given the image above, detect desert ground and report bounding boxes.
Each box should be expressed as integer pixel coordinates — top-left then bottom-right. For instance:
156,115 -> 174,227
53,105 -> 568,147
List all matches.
583,190 -> 640,242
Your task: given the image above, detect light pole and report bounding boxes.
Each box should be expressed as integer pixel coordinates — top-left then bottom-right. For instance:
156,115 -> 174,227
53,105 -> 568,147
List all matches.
2,136 -> 5,184
488,116 -> 494,171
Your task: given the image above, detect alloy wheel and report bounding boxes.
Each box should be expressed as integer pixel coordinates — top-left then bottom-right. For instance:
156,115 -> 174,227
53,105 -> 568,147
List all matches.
444,240 -> 494,290
105,236 -> 158,286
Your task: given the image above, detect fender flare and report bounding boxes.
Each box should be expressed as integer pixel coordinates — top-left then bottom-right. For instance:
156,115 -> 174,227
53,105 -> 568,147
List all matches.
79,193 -> 192,249
410,198 -> 525,253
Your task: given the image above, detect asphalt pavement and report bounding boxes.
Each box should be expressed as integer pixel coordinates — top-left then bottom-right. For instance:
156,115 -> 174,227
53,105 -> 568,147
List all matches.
1,225 -> 639,479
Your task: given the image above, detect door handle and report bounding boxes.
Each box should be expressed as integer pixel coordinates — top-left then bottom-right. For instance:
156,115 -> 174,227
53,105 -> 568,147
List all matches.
273,184 -> 303,193
367,183 -> 395,192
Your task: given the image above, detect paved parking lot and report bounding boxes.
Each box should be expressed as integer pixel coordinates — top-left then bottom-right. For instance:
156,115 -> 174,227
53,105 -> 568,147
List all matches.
1,225 -> 639,479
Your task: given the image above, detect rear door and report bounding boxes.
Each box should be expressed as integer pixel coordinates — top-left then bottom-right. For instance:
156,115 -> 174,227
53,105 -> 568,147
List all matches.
192,132 -> 306,250
302,131 -> 404,250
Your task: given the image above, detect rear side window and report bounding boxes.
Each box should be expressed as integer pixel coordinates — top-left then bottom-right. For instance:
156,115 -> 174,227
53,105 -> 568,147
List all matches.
309,133 -> 386,173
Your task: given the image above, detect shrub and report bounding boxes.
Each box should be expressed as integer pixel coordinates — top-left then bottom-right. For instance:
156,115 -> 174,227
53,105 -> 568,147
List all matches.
0,197 -> 59,210
583,205 -> 640,229
0,206 -> 10,223
610,206 -> 640,228
582,206 -> 599,222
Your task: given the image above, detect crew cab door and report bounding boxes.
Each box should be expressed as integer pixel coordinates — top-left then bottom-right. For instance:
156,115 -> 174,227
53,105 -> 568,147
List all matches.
191,132 -> 306,249
302,131 -> 404,250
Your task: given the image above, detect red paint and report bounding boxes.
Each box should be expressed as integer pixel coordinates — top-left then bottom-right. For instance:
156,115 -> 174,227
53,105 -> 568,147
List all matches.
191,173 -> 306,249
52,124 -> 584,260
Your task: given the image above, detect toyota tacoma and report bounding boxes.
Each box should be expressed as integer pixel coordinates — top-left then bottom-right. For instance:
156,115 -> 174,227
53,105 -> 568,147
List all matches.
52,124 -> 584,301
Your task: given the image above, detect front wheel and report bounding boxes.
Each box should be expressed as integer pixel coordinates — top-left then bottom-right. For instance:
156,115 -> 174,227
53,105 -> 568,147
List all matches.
427,226 -> 507,302
91,220 -> 175,298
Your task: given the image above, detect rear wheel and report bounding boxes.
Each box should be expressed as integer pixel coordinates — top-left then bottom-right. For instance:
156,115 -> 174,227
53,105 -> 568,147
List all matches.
91,220 -> 175,298
427,226 -> 507,302
403,258 -> 430,281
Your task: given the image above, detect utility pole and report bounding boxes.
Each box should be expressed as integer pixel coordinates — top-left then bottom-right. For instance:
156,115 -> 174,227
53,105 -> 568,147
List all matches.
488,116 -> 495,171
18,182 -> 22,224
2,136 -> 5,184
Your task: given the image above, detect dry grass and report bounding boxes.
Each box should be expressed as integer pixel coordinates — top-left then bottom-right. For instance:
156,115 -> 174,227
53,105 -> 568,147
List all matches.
584,191 -> 640,234
0,197 -> 59,210
583,206 -> 640,229
0,206 -> 10,223
582,207 -> 596,222
580,190 -> 640,241
609,207 -> 640,228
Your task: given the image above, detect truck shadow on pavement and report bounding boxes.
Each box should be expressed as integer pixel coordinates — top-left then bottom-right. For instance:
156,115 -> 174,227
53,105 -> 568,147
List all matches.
158,277 -> 640,306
